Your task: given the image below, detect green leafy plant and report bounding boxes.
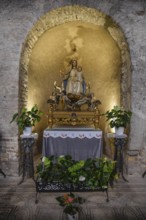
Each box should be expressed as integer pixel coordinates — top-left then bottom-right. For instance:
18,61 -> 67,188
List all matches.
104,105 -> 132,128
56,192 -> 85,215
36,155 -> 116,189
10,104 -> 43,130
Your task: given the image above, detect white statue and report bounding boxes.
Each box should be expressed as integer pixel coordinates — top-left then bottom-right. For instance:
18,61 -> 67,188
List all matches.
48,60 -> 101,111
66,68 -> 77,94
76,66 -> 83,94
65,60 -> 85,95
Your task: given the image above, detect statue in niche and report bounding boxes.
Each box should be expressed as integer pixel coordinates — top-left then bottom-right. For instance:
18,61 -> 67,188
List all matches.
47,59 -> 101,111
76,66 -> 85,94
66,67 -> 77,94
62,60 -> 86,96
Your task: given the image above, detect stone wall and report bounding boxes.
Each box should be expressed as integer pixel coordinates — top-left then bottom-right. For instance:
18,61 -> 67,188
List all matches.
0,0 -> 146,175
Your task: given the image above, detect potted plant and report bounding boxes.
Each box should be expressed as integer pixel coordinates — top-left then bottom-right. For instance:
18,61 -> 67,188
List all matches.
105,105 -> 132,135
56,192 -> 85,220
10,104 -> 43,135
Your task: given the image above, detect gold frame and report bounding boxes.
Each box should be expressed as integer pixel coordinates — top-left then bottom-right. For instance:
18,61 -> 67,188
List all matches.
48,104 -> 101,129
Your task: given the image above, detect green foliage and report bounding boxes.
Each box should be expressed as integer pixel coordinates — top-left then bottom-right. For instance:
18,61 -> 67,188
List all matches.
10,104 -> 43,130
104,105 -> 132,128
36,155 -> 116,189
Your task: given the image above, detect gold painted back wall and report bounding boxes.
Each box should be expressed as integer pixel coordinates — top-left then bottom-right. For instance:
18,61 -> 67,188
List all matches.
28,21 -> 121,132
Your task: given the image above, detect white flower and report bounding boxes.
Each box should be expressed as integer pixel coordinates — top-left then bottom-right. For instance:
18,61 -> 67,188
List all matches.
42,157 -> 46,162
79,176 -> 86,181
103,157 -> 108,162
59,155 -> 65,158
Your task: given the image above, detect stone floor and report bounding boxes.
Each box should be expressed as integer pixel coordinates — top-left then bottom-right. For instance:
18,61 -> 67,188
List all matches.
0,172 -> 146,220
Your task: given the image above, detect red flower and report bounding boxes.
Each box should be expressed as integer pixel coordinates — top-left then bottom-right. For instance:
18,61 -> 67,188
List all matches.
65,197 -> 74,204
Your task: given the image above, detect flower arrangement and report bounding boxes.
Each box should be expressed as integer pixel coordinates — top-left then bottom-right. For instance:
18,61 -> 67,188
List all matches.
36,155 -> 116,189
56,192 -> 85,216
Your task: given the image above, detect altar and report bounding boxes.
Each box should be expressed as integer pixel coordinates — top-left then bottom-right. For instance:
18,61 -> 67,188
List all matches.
42,128 -> 103,160
43,59 -> 103,160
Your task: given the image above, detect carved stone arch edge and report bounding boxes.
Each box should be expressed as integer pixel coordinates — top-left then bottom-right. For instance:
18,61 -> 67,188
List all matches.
19,5 -> 131,111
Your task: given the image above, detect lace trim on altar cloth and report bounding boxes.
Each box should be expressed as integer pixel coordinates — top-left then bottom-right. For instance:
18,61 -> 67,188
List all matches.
43,129 -> 102,139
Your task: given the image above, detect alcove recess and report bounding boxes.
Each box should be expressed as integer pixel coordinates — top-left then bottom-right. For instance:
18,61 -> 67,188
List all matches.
19,6 -> 131,152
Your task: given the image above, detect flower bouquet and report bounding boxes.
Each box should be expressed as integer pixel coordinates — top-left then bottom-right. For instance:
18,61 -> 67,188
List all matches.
56,192 -> 85,219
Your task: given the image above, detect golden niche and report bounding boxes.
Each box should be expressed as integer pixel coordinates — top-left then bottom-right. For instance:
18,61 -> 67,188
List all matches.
47,59 -> 101,129
27,20 -> 121,132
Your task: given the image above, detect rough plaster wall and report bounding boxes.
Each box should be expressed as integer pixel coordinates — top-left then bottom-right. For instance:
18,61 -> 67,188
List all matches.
0,0 -> 146,175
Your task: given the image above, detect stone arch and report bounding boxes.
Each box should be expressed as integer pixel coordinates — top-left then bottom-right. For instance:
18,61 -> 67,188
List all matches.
19,5 -> 131,113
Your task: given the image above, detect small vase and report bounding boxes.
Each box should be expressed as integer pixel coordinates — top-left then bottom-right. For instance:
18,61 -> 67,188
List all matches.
66,213 -> 78,220
115,127 -> 124,135
23,127 -> 32,136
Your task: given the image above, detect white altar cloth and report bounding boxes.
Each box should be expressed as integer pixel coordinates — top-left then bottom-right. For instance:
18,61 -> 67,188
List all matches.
43,129 -> 102,139
42,129 -> 103,160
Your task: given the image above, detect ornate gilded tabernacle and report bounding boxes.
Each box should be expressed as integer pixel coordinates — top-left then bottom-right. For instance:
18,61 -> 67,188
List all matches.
47,60 -> 101,129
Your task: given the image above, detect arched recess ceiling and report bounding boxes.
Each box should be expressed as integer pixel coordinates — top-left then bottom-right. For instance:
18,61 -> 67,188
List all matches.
19,6 -> 131,139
